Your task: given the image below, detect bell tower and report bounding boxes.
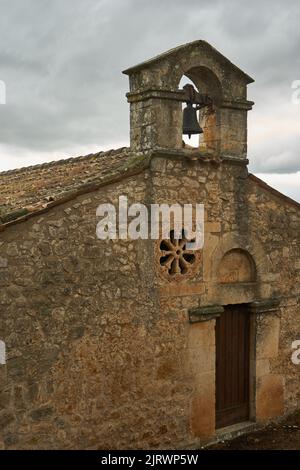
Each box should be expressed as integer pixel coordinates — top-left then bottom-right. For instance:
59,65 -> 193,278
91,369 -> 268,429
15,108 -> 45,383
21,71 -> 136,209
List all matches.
123,40 -> 254,160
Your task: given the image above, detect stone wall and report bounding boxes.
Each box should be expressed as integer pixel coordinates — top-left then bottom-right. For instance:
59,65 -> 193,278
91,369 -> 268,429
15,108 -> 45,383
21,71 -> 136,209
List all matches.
151,152 -> 300,441
247,177 -> 300,419
0,172 -> 165,449
0,151 -> 299,449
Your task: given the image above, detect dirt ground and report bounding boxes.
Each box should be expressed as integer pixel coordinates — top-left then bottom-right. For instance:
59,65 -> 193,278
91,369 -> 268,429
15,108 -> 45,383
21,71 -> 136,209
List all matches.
210,411 -> 300,450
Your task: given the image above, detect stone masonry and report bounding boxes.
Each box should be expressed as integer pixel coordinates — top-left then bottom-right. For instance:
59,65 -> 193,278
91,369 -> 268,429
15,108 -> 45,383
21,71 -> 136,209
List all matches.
0,40 -> 299,449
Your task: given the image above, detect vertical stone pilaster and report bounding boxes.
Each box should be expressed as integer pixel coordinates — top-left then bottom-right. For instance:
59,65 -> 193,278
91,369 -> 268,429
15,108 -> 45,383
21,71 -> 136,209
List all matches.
187,306 -> 223,439
219,102 -> 251,158
127,90 -> 183,152
250,299 -> 284,422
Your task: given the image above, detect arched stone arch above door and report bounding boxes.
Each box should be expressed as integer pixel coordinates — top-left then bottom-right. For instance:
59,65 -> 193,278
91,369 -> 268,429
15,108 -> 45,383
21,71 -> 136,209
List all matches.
218,248 -> 256,284
210,232 -> 269,285
203,232 -> 270,306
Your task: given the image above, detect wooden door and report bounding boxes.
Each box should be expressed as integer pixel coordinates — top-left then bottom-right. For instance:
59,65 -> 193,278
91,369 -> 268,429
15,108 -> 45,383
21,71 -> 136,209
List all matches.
216,304 -> 250,429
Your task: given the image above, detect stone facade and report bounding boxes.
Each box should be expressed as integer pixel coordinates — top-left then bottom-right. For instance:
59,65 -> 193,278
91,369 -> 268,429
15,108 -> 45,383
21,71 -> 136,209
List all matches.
0,41 -> 299,449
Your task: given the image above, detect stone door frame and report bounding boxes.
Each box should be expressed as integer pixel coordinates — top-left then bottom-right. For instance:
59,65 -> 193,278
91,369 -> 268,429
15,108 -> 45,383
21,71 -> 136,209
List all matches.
188,296 -> 283,440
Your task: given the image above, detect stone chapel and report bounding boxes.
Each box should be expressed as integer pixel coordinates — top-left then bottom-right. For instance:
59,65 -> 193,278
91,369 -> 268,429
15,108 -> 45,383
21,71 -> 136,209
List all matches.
0,40 -> 299,449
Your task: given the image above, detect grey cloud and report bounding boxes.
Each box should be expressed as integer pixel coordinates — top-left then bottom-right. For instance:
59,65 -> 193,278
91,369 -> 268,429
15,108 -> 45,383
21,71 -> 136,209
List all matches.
0,0 -> 300,173
249,134 -> 300,174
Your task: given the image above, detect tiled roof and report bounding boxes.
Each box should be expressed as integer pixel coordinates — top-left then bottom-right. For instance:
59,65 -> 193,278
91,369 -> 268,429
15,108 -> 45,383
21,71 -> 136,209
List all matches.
1,147 -> 299,231
0,147 -> 148,228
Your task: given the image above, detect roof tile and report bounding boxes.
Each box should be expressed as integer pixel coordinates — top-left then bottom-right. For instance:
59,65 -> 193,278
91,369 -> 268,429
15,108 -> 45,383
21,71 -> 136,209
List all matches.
0,147 -> 139,225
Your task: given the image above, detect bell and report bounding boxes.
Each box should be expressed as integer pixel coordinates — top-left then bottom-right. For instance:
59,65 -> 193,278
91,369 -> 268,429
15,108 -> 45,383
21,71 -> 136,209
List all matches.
182,102 -> 203,139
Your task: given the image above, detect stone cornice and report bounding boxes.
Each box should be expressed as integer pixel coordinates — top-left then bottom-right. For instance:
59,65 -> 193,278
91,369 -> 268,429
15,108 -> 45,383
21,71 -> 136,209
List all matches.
126,89 -> 185,103
221,99 -> 254,111
220,155 -> 249,166
188,305 -> 224,323
151,148 -> 221,165
126,90 -> 254,112
249,298 -> 281,314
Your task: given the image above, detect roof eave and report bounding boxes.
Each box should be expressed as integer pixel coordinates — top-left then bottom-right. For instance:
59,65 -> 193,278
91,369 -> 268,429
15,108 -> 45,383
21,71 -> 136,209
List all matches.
122,40 -> 254,84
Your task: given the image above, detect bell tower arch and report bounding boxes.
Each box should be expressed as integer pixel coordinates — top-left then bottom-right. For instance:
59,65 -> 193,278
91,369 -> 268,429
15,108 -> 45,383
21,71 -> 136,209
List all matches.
123,40 -> 254,159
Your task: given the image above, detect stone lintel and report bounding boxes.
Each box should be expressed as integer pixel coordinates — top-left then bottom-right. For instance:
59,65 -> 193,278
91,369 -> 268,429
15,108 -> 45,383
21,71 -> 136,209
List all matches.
189,305 -> 224,324
126,89 -> 185,103
249,298 -> 281,314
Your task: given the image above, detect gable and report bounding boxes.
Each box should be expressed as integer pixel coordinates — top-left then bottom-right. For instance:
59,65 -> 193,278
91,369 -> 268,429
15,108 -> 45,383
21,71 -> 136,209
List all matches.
248,174 -> 300,211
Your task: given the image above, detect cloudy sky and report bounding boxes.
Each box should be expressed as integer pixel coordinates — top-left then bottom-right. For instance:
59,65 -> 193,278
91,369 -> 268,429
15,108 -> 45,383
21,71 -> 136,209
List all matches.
0,0 -> 299,201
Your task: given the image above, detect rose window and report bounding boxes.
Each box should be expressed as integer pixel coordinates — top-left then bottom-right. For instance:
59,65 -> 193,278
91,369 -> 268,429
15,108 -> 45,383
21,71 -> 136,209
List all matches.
159,229 -> 200,280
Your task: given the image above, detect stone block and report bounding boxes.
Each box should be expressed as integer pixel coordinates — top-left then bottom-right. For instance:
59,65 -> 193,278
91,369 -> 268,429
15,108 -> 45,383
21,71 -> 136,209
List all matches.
159,282 -> 205,297
0,410 -> 14,429
0,257 -> 8,268
205,222 -> 221,233
256,315 -> 280,359
151,158 -> 167,173
188,322 -> 215,374
190,372 -> 215,439
30,406 -> 54,422
256,374 -> 284,421
256,358 -> 270,378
